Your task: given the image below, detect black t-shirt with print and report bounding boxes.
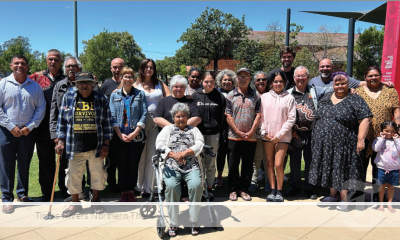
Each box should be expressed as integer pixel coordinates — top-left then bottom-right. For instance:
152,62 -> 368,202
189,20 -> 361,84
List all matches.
74,93 -> 98,153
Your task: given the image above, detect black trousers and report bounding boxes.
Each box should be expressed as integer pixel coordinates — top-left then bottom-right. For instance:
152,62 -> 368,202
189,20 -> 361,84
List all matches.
289,130 -> 314,191
107,134 -> 118,188
217,140 -> 230,172
228,140 -> 256,192
36,129 -> 56,198
116,139 -> 145,192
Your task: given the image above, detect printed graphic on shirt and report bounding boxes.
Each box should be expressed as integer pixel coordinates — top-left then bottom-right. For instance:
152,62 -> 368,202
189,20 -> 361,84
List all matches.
123,108 -> 129,134
196,102 -> 219,106
74,100 -> 96,134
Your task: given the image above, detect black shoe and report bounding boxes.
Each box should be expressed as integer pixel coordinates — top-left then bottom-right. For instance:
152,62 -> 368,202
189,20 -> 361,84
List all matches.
305,190 -> 318,200
60,191 -> 71,199
40,196 -> 51,202
284,188 -> 301,197
108,184 -> 119,193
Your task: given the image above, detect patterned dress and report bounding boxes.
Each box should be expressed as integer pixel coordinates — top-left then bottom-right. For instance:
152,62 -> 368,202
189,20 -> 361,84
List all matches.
165,126 -> 200,173
308,92 -> 373,191
355,85 -> 400,158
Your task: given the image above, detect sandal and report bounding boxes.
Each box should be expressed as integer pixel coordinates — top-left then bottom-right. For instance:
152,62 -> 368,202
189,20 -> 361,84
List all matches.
62,205 -> 82,217
229,192 -> 237,201
239,191 -> 252,201
190,222 -> 200,236
168,227 -> 178,237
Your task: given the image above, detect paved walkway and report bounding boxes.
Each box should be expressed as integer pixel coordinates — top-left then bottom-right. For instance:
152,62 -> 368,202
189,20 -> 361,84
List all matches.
1,166 -> 400,239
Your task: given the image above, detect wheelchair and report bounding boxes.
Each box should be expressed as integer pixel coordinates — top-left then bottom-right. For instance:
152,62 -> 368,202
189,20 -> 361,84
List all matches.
139,145 -> 220,238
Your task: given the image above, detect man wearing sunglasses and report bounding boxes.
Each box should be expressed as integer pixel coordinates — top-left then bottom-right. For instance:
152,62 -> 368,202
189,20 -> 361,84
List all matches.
50,56 -> 90,201
29,49 -> 66,202
55,71 -> 113,217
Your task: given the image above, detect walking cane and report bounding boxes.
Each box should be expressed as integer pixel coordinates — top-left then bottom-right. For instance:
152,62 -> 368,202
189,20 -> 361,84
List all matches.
44,154 -> 61,220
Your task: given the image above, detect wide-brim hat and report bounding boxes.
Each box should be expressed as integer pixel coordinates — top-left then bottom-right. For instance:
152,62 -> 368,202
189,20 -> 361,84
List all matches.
74,71 -> 95,82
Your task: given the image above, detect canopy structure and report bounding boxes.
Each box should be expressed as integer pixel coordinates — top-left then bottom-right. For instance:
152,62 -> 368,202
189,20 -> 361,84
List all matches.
299,2 -> 387,76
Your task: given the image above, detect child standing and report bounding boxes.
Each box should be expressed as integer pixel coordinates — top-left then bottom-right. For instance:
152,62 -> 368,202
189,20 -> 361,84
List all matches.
372,121 -> 400,213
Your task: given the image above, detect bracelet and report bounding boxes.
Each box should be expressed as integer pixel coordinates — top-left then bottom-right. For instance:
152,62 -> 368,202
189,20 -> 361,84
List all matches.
102,143 -> 109,147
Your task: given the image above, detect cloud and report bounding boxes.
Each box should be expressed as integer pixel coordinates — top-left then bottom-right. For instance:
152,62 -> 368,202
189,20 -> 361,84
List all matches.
64,6 -> 71,9
148,43 -> 152,45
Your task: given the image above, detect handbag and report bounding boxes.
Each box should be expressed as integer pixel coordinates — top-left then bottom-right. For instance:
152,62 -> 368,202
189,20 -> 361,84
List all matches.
291,130 -> 308,149
132,128 -> 146,143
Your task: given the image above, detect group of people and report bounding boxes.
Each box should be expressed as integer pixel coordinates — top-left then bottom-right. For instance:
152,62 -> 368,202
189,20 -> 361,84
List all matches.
1,46 -> 400,235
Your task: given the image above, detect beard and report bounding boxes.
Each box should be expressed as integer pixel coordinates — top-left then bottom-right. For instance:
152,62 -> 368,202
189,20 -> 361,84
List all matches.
320,72 -> 331,78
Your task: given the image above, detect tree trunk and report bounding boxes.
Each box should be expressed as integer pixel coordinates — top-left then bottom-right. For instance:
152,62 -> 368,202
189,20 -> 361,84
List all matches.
214,58 -> 219,74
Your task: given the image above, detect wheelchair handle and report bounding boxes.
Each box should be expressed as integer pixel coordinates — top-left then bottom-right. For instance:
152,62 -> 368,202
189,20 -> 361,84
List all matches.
203,145 -> 213,151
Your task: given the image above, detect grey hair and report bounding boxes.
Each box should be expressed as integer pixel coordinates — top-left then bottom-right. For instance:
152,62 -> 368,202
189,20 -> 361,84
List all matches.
46,49 -> 62,60
169,103 -> 190,118
332,74 -> 349,84
253,71 -> 268,82
294,66 -> 309,76
63,56 -> 83,75
216,69 -> 238,88
169,75 -> 188,89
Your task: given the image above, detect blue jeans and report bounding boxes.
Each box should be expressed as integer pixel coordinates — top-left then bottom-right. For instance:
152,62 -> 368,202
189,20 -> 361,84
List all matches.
0,126 -> 37,202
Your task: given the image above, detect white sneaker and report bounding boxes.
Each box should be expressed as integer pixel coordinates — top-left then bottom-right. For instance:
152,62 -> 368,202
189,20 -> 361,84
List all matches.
257,170 -> 265,182
321,196 -> 339,202
336,201 -> 348,211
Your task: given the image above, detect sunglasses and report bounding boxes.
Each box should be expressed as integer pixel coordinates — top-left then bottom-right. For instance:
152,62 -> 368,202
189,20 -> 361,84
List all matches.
77,81 -> 94,85
256,78 -> 267,82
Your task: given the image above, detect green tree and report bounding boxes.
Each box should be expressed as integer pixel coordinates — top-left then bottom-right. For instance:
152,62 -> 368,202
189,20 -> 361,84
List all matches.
293,47 -> 319,78
353,26 -> 384,79
174,64 -> 188,76
0,36 -> 34,74
178,7 -> 252,73
80,29 -> 145,82
233,37 -> 266,73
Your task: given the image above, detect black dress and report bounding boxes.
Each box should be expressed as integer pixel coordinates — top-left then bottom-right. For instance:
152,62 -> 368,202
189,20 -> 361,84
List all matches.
308,92 -> 373,191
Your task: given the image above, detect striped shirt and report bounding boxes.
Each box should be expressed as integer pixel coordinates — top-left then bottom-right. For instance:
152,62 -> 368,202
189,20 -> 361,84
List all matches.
56,90 -> 113,160
0,74 -> 46,131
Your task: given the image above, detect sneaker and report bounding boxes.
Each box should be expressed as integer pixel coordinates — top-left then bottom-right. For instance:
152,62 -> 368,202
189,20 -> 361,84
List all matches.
128,191 -> 136,202
274,194 -> 284,202
266,193 -> 275,202
321,196 -> 339,202
214,178 -> 223,187
336,201 -> 348,211
248,183 -> 257,192
119,192 -> 128,202
257,170 -> 265,182
264,181 -> 272,192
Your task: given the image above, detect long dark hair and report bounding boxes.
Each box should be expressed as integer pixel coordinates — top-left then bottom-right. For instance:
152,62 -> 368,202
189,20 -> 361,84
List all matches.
137,58 -> 159,85
268,70 -> 287,92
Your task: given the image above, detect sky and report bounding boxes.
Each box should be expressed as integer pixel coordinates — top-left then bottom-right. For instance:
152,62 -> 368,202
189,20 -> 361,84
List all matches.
0,1 -> 385,61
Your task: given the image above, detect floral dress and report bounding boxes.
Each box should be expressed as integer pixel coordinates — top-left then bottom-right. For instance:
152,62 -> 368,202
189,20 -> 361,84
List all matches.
355,85 -> 399,158
308,92 -> 373,191
165,126 -> 200,173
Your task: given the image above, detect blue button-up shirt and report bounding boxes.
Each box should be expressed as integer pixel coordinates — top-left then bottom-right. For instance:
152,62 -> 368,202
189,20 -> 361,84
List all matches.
0,74 -> 46,131
56,90 -> 113,160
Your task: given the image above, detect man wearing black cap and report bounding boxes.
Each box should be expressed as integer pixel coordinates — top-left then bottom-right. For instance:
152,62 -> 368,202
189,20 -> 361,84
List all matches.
55,71 -> 113,217
225,68 -> 261,202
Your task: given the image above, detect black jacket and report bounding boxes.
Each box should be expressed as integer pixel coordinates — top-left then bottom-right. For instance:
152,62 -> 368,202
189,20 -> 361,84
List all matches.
191,88 -> 226,135
49,77 -> 73,139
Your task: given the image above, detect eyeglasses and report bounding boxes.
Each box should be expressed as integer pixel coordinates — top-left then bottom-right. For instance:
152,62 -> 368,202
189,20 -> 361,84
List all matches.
77,81 -> 94,85
294,74 -> 308,79
238,76 -> 250,80
366,75 -> 381,78
65,65 -> 78,69
123,75 -> 134,79
256,78 -> 267,82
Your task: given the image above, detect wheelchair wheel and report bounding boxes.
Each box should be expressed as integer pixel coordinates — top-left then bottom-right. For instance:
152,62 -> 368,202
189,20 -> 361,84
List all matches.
157,216 -> 166,239
210,207 -> 220,230
139,204 -> 157,218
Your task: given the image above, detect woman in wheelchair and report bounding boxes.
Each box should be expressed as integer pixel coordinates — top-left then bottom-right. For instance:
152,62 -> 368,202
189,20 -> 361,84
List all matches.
156,103 -> 205,237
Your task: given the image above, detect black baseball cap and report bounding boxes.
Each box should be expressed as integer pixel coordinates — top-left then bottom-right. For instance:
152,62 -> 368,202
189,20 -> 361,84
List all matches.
74,71 -> 95,82
237,68 -> 251,75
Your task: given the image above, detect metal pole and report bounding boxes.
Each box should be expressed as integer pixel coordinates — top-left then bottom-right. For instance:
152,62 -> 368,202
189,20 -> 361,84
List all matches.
347,18 -> 355,77
74,1 -> 78,58
286,8 -> 291,46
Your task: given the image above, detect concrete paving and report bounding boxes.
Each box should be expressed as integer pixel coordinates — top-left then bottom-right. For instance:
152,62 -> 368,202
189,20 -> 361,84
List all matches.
1,166 -> 400,239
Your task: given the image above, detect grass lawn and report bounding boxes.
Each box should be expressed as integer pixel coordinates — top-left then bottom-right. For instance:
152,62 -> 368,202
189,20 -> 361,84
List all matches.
7,153 -> 328,200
